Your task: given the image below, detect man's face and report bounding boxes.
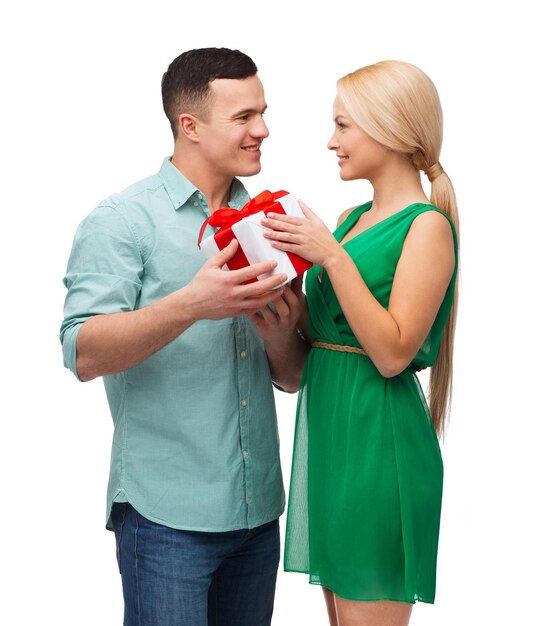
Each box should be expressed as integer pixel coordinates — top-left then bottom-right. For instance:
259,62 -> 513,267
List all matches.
195,75 -> 269,179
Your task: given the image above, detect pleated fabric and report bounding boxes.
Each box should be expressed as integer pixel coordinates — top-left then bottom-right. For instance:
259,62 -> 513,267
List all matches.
284,202 -> 458,603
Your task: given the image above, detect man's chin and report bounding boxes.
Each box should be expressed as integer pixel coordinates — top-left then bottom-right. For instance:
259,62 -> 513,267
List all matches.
236,163 -> 262,178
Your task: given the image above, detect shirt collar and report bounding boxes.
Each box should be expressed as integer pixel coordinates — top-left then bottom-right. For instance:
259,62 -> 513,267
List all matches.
158,157 -> 250,211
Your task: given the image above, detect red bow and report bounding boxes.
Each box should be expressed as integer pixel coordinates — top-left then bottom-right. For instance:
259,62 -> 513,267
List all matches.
197,189 -> 289,246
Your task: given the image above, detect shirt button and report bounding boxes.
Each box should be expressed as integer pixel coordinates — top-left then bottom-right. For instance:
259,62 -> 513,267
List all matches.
243,450 -> 249,457
241,399 -> 248,407
197,193 -> 203,200
240,350 -> 248,359
193,201 -> 199,206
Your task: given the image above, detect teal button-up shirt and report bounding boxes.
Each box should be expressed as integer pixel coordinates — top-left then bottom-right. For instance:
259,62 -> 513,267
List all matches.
60,158 -> 285,531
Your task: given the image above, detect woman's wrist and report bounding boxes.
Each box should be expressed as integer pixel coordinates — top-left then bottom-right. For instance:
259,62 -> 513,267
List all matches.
322,246 -> 350,273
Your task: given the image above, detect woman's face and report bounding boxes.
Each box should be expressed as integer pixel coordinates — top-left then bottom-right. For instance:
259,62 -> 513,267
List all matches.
327,95 -> 392,181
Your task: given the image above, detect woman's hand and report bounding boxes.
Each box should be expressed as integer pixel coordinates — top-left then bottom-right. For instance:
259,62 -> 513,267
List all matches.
261,201 -> 345,268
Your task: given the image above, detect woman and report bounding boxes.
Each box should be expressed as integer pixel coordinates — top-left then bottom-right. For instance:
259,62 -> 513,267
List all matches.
260,60 -> 459,625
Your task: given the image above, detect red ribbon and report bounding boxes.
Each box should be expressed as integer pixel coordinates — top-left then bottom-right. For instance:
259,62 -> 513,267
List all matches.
197,189 -> 289,246
197,189 -> 312,283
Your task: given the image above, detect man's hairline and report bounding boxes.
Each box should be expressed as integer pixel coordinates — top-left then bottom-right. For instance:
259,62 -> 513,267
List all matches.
192,73 -> 263,121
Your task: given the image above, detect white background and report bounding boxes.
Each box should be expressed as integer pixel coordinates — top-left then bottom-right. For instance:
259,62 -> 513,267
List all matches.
1,1 -> 550,624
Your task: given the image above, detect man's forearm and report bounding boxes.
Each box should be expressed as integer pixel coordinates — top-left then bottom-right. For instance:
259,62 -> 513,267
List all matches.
264,330 -> 310,393
74,249 -> 289,382
76,287 -> 197,382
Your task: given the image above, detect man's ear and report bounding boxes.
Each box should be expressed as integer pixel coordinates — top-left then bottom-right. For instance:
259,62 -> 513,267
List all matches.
179,113 -> 200,142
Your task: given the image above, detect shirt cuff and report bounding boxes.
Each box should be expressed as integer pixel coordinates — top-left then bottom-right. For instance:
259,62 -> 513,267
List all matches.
62,323 -> 83,381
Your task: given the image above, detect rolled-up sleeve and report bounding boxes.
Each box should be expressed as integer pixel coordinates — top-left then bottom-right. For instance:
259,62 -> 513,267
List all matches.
60,202 -> 144,379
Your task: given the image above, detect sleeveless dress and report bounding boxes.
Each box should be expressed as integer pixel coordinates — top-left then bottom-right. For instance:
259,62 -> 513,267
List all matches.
283,201 -> 458,604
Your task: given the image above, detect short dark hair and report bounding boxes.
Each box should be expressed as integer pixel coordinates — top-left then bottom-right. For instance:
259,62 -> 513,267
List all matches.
161,47 -> 258,139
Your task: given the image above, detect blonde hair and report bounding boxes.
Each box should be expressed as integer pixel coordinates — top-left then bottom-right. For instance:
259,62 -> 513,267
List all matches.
337,60 -> 459,437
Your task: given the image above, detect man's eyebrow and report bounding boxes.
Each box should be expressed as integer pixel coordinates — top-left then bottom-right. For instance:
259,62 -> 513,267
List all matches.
232,105 -> 268,118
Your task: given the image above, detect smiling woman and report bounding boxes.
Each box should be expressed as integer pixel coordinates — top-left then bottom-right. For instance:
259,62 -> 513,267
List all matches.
329,101 -> 395,181
258,60 -> 459,626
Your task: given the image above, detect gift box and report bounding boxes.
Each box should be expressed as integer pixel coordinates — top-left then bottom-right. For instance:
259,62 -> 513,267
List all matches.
198,190 -> 312,284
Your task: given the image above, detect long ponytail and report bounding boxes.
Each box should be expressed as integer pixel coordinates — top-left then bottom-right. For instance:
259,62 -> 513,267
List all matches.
424,165 -> 459,436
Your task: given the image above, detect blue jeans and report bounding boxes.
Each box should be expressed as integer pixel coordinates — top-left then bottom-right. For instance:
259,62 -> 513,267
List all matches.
111,503 -> 280,626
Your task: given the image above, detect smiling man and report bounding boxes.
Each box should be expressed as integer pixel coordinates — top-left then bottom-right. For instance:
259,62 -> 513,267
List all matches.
60,48 -> 307,626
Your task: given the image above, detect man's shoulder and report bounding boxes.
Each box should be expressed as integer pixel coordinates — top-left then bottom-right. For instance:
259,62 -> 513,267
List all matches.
76,170 -> 166,243
99,171 -> 165,213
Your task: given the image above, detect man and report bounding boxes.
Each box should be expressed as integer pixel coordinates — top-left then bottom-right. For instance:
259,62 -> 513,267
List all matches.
60,47 -> 308,626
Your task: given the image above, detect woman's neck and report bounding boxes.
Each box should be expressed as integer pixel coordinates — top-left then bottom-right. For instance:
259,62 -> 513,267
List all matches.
369,159 -> 429,216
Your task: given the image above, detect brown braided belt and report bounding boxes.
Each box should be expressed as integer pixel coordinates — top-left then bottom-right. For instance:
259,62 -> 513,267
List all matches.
311,341 -> 367,356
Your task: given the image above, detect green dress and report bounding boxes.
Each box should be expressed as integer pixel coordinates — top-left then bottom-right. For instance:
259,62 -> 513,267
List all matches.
284,201 -> 458,604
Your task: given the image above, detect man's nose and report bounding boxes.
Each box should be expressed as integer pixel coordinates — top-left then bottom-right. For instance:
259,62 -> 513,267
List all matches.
251,115 -> 269,139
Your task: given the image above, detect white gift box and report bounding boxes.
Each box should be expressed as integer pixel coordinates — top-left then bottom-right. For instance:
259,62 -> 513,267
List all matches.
199,192 -> 312,284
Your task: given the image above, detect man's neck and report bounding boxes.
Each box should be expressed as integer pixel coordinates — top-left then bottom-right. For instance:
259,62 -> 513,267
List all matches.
171,151 -> 233,213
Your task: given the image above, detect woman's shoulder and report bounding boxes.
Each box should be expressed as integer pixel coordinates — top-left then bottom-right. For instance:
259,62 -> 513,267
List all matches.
409,204 -> 457,239
336,206 -> 358,227
405,205 -> 457,263
336,201 -> 370,227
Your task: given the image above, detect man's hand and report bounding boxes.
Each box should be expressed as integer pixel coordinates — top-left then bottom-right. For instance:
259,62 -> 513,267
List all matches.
248,275 -> 310,393
247,275 -> 305,345
185,239 -> 288,320
75,240 -> 288,381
